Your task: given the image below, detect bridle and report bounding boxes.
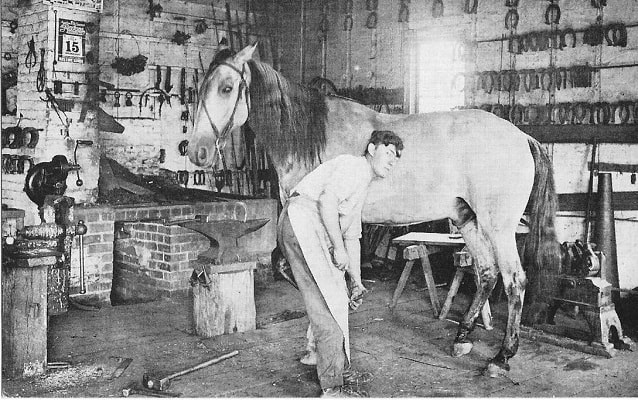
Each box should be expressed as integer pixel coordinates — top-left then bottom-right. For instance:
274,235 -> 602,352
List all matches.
199,61 -> 250,157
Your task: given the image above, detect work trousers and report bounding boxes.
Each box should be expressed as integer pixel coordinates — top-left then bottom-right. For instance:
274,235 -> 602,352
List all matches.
278,207 -> 346,390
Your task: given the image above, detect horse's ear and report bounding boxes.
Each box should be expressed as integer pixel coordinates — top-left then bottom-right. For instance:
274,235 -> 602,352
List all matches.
235,43 -> 258,64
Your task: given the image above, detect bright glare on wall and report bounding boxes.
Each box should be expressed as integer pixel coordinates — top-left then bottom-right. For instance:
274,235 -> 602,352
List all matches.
417,40 -> 465,112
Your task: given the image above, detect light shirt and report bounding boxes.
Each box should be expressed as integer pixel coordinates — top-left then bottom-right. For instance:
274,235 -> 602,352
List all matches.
292,155 -> 373,239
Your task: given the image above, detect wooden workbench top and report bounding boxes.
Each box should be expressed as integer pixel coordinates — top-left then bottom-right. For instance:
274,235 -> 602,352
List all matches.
392,232 -> 465,246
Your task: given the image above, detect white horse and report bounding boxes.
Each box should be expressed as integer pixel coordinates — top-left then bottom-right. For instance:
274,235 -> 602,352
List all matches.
188,44 -> 561,377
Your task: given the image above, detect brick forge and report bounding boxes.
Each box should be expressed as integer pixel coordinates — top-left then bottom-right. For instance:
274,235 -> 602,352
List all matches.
112,221 -> 209,304
72,199 -> 278,305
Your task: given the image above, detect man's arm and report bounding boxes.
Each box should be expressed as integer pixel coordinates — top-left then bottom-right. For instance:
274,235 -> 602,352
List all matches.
318,190 -> 349,271
344,238 -> 362,288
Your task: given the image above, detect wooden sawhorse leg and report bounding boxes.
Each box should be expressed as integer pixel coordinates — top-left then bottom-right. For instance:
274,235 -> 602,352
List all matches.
389,244 -> 440,317
438,264 -> 493,330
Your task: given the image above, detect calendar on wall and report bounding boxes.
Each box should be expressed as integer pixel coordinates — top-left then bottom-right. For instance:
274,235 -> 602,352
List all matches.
57,19 -> 86,63
45,0 -> 103,12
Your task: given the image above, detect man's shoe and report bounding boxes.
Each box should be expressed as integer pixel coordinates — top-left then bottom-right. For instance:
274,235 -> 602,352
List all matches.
320,386 -> 368,398
342,369 -> 374,385
300,350 -> 317,366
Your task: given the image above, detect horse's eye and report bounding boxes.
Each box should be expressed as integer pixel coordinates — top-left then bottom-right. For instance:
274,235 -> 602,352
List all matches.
221,86 -> 233,94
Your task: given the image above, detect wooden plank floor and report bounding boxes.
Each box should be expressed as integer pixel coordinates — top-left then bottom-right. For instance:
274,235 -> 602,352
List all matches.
2,277 -> 638,397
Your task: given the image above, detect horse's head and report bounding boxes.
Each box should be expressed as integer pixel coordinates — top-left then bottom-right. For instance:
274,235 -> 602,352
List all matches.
189,44 -> 257,167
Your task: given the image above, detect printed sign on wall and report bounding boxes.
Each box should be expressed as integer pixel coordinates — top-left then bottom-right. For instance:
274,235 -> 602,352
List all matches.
45,0 -> 103,12
57,19 -> 86,63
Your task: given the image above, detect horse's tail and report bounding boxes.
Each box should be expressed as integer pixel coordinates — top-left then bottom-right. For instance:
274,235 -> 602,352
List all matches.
522,137 -> 562,324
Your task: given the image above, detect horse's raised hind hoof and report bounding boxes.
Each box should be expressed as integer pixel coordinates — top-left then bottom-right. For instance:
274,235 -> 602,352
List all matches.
484,360 -> 510,378
452,341 -> 473,357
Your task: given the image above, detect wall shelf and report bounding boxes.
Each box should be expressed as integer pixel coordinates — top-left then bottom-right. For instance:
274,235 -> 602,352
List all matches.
517,124 -> 638,143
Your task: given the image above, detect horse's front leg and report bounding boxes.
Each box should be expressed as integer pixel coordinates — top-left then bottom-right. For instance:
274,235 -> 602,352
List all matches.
453,219 -> 498,357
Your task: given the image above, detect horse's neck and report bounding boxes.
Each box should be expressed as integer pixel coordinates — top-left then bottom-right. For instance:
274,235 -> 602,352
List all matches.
273,157 -> 318,200
270,97 -> 400,200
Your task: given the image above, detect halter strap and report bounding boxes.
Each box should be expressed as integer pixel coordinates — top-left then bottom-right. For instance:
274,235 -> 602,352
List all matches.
199,61 -> 248,148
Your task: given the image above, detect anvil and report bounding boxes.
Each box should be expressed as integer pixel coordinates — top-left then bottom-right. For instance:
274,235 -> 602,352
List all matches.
169,214 -> 269,264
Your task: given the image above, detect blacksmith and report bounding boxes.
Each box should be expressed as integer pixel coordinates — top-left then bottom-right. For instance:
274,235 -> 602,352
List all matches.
278,130 -> 404,397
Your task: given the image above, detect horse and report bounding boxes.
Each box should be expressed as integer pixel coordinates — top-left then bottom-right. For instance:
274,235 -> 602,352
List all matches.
188,44 -> 561,377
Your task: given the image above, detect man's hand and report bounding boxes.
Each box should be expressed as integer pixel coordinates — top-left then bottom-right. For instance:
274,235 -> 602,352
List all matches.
330,246 -> 349,271
348,283 -> 368,310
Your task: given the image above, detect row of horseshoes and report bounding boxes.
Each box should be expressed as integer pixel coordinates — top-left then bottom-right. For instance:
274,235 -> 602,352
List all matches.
174,170 -> 207,186
506,23 -> 628,54
1,127 -> 41,149
469,101 -> 638,126
2,154 -> 34,175
473,66 -> 593,94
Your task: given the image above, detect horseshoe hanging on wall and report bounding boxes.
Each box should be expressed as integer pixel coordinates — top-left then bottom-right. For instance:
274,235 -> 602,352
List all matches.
505,9 -> 519,30
464,0 -> 478,14
432,0 -> 444,18
545,2 -> 561,25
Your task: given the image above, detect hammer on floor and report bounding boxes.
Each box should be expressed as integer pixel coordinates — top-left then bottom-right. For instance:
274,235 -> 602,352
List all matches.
142,350 -> 239,391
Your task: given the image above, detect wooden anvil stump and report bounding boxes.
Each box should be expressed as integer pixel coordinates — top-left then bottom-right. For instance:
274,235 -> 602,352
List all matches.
170,215 -> 269,338
191,261 -> 257,337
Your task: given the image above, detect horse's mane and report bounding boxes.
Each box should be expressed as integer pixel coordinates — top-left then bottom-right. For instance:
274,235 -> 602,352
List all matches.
247,60 -> 327,167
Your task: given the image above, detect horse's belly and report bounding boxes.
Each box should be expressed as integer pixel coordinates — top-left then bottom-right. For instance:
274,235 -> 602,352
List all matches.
362,173 -> 454,225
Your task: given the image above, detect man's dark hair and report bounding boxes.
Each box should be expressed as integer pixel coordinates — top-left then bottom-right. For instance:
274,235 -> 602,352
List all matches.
365,130 -> 404,157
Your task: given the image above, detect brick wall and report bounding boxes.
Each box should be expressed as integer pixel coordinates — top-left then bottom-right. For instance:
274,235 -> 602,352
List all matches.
71,198 -> 277,304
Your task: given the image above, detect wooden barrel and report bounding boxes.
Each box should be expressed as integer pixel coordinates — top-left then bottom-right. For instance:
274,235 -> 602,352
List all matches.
2,254 -> 54,377
192,261 -> 256,337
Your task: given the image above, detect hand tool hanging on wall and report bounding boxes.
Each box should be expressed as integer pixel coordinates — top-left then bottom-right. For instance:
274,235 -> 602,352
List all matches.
25,37 -> 37,70
73,140 -> 93,187
158,94 -> 165,117
319,0 -> 329,78
225,3 -> 235,51
164,66 -> 173,93
343,0 -> 353,88
125,92 -> 133,106
41,88 -> 71,137
179,68 -> 186,105
155,65 -> 162,90
584,140 -> 598,243
235,9 -> 244,49
75,220 -> 87,294
211,3 -> 221,48
36,48 -> 46,92
181,109 -> 189,133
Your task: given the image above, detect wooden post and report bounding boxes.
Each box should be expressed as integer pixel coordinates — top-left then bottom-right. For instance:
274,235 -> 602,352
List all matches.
2,255 -> 54,377
192,261 -> 256,337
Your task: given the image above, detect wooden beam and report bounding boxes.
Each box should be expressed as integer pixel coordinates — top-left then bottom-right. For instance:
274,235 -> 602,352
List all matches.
558,191 -> 638,211
588,162 -> 638,173
518,124 -> 638,143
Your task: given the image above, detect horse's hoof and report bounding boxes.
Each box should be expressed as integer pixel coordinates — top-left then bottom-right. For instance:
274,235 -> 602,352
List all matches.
485,361 -> 510,378
452,341 -> 473,357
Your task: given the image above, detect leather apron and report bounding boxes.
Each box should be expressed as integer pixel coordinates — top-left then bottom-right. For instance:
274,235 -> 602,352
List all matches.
287,194 -> 351,362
